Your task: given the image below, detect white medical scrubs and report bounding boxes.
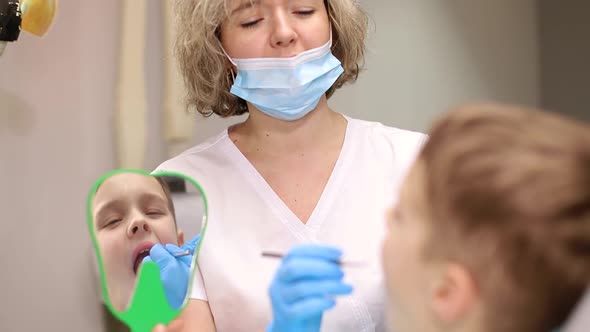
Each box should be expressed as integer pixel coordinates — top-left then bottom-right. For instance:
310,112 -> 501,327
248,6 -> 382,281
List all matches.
154,115 -> 427,332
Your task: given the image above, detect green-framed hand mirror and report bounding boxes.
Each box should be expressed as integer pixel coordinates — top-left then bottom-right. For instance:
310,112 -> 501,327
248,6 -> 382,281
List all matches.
87,169 -> 208,332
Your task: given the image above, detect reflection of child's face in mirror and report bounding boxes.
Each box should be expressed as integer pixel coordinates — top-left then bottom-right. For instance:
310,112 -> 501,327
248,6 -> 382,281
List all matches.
92,173 -> 184,311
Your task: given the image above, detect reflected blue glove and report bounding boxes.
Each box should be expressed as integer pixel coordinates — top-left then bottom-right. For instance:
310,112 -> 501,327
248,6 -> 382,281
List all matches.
267,244 -> 353,332
142,233 -> 201,310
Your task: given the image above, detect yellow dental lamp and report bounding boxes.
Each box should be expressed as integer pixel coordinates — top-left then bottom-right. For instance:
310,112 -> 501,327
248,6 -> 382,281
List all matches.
0,0 -> 57,56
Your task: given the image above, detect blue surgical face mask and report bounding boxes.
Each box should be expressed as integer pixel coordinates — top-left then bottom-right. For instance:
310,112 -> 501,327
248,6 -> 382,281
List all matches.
224,34 -> 344,121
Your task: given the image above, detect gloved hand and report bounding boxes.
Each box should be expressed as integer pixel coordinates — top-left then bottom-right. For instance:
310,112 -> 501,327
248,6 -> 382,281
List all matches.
142,233 -> 201,310
266,244 -> 353,332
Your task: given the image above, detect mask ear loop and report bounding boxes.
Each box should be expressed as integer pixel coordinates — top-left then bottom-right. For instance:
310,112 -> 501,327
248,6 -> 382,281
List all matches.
219,42 -> 237,85
221,45 -> 238,67
227,67 -> 236,85
230,66 -> 236,81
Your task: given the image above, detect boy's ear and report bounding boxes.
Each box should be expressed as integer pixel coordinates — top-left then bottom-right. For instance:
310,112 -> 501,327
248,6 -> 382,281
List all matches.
177,229 -> 185,247
430,263 -> 478,324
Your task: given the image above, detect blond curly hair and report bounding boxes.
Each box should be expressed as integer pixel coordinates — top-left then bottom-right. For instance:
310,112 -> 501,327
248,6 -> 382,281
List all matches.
174,0 -> 368,117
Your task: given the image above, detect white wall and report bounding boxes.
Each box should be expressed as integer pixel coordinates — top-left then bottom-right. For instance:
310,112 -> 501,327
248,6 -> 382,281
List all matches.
538,0 -> 590,123
0,1 -> 118,331
0,1 -> 539,331
329,0 -> 539,132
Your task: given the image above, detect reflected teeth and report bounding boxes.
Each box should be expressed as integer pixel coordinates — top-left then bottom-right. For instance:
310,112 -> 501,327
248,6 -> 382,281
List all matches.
134,248 -> 152,274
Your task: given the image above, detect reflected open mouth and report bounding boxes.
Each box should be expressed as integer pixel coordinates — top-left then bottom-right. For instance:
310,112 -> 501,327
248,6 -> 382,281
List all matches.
132,242 -> 155,275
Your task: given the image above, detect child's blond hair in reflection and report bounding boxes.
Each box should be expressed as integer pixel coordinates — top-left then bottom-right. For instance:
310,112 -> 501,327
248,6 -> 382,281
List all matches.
384,104 -> 590,332
153,177 -> 177,224
93,176 -> 177,228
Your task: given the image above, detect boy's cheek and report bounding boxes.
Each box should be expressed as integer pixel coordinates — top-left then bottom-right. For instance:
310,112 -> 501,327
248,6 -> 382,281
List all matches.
381,235 -> 398,285
382,230 -> 401,264
381,235 -> 391,266
97,233 -> 121,257
153,223 -> 180,246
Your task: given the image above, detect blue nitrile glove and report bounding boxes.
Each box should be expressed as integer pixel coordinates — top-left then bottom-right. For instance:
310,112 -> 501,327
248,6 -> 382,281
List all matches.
266,244 -> 354,332
180,233 -> 201,255
142,234 -> 201,310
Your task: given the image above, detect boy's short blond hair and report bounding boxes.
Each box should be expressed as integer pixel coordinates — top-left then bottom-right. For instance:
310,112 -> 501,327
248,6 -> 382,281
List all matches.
419,104 -> 590,332
94,174 -> 177,226
173,0 -> 368,117
155,176 -> 177,224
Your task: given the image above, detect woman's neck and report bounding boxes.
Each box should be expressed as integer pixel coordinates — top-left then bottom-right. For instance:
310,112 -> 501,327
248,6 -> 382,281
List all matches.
229,96 -> 347,155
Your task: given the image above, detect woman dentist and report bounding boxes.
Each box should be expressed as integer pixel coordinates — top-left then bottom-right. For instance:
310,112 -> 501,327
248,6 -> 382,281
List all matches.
153,0 -> 426,331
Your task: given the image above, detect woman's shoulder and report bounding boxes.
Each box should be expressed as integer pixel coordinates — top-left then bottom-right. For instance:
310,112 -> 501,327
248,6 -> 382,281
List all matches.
345,117 -> 428,180
347,116 -> 428,148
153,129 -> 230,175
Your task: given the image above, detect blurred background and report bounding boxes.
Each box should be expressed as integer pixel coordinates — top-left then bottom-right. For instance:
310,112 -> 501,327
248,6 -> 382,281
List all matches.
0,0 -> 588,331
